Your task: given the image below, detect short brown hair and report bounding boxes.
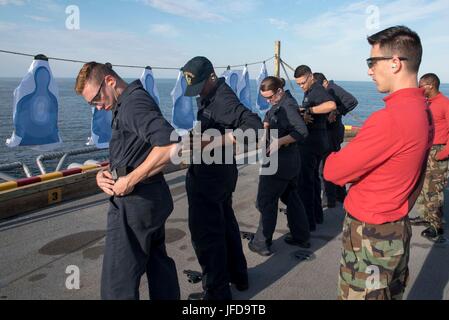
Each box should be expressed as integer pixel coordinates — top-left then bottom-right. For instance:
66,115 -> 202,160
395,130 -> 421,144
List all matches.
294,65 -> 312,78
260,76 -> 286,92
367,26 -> 422,73
75,62 -> 119,95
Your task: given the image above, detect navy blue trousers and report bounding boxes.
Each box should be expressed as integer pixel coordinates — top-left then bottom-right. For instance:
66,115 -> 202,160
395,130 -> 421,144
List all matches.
299,148 -> 324,230
101,179 -> 180,300
253,174 -> 310,249
323,125 -> 347,204
186,166 -> 248,300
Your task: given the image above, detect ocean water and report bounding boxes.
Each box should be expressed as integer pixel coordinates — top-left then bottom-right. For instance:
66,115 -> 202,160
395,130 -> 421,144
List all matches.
1,78 -> 448,178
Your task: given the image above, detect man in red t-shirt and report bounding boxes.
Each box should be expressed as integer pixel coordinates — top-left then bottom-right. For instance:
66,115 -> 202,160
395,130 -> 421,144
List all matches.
416,73 -> 449,242
324,26 -> 433,300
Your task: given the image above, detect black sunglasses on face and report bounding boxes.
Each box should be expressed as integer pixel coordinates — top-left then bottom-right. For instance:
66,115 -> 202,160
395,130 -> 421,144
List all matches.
297,73 -> 310,86
262,88 -> 282,101
88,78 -> 105,106
366,56 -> 408,69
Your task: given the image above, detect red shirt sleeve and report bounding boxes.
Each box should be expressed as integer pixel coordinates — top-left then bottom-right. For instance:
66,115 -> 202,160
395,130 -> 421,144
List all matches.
323,110 -> 401,185
436,102 -> 449,160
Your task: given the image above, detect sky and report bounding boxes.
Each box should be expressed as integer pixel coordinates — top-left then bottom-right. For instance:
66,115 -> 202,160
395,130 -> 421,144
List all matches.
0,0 -> 448,82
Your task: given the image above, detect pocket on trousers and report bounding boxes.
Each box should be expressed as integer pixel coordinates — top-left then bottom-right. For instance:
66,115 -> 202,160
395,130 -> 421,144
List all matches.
342,215 -> 362,254
362,221 -> 405,258
108,196 -> 119,210
125,182 -> 173,229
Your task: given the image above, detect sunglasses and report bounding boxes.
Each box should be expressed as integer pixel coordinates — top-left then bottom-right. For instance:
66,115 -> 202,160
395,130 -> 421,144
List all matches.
366,56 -> 408,69
88,78 -> 105,106
296,73 -> 310,86
261,88 -> 282,101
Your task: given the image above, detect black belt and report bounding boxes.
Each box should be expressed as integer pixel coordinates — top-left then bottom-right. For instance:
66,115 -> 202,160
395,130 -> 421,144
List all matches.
111,166 -> 163,184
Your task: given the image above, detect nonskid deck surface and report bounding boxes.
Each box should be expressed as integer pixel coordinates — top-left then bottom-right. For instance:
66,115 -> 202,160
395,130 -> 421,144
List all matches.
0,164 -> 448,300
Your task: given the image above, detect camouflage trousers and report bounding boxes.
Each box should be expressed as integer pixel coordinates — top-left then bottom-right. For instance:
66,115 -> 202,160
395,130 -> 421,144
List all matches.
418,145 -> 448,229
338,214 -> 412,300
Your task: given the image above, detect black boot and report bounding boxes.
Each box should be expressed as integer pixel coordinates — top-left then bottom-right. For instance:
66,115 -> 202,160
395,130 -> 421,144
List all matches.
284,234 -> 311,248
248,240 -> 272,256
188,291 -> 206,300
231,281 -> 249,291
421,226 -> 445,243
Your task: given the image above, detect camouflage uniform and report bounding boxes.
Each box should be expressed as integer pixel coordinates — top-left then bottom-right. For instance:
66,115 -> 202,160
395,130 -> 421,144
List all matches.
420,145 -> 448,230
338,214 -> 411,300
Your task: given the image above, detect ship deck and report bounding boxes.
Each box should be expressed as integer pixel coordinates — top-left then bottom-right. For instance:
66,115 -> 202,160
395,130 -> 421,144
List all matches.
0,163 -> 448,300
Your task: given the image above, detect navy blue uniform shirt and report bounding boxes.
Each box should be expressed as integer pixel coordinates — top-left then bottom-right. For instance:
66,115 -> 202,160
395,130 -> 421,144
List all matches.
193,78 -> 262,177
302,81 -> 335,154
302,81 -> 335,130
263,90 -> 309,179
264,90 -> 308,144
109,80 -> 179,172
326,80 -> 358,116
197,78 -> 262,134
326,80 -> 358,133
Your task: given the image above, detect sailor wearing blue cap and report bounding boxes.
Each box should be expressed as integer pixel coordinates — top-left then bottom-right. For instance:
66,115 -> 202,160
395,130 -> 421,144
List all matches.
182,56 -> 263,300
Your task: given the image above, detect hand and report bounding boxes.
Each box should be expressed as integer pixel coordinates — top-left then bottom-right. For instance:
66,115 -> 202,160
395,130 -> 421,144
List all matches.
172,142 -> 183,158
328,111 -> 337,123
263,122 -> 270,129
259,130 -> 268,149
224,131 -> 236,145
268,138 -> 279,156
112,176 -> 135,197
303,112 -> 314,124
96,170 -> 115,196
